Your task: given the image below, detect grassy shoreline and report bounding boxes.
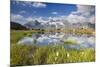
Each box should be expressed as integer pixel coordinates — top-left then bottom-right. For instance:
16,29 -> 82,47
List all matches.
10,30 -> 95,66
11,44 -> 95,66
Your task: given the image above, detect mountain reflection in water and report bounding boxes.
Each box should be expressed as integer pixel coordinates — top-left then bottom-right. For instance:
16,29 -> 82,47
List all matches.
18,32 -> 95,49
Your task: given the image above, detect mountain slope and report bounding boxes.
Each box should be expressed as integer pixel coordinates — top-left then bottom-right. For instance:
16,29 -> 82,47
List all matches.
11,22 -> 28,30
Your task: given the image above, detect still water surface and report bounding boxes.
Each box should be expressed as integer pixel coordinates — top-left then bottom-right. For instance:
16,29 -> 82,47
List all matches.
18,32 -> 95,49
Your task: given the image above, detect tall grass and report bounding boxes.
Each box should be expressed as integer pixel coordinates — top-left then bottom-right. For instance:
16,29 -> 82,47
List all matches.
11,44 -> 95,66
10,30 -> 95,66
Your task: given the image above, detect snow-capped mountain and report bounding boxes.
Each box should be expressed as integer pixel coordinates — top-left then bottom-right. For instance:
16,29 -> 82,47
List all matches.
24,20 -> 44,29
24,18 -> 95,29
24,19 -> 65,29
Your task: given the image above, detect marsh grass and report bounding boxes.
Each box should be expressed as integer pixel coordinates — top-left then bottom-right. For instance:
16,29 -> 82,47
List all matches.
11,44 -> 95,66
10,30 -> 35,43
64,39 -> 77,45
10,30 -> 95,66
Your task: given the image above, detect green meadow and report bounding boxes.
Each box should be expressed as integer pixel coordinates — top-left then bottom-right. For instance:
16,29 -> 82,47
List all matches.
10,30 -> 95,66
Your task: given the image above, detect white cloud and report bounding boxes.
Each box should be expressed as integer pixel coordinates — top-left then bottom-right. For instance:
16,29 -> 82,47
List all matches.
66,5 -> 95,23
26,17 -> 34,22
33,17 -> 45,23
11,14 -> 23,21
11,14 -> 40,25
67,14 -> 88,23
11,4 -> 95,25
11,14 -> 27,25
11,14 -> 48,25
14,1 -> 47,8
89,15 -> 95,24
32,2 -> 47,8
72,5 -> 95,17
23,1 -> 32,6
48,16 -> 66,21
76,5 -> 95,13
19,11 -> 26,14
51,12 -> 58,15
47,5 -> 95,24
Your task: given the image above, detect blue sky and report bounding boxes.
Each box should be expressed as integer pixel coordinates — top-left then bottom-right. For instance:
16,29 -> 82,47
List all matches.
10,0 -> 95,25
11,1 -> 77,18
